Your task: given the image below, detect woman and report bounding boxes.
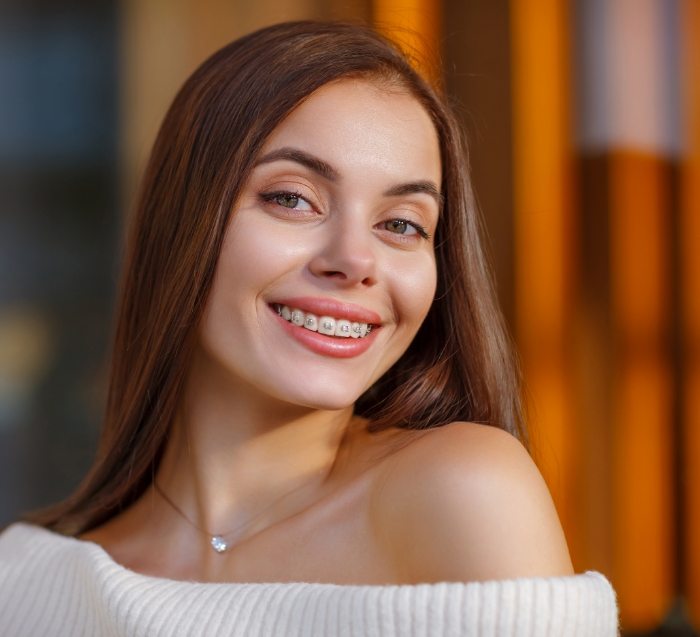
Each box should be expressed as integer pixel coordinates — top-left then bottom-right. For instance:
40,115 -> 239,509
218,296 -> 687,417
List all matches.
0,21 -> 617,636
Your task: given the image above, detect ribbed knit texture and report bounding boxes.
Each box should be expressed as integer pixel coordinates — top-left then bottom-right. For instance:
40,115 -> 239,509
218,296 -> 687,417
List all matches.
0,523 -> 618,636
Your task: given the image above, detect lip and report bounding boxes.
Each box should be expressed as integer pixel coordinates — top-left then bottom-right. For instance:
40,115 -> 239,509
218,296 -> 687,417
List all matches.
272,296 -> 383,325
270,305 -> 380,359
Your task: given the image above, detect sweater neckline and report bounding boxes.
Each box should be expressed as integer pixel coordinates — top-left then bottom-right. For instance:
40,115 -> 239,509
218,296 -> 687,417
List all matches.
9,522 -> 600,590
13,522 -> 348,589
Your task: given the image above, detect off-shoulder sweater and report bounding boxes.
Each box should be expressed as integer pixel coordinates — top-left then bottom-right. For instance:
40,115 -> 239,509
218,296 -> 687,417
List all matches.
0,523 -> 618,636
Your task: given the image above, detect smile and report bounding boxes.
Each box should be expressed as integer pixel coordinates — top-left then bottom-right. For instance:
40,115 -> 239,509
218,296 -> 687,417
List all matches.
273,304 -> 373,339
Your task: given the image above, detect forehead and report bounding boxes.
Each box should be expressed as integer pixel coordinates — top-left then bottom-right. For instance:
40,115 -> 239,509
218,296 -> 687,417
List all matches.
259,79 -> 442,185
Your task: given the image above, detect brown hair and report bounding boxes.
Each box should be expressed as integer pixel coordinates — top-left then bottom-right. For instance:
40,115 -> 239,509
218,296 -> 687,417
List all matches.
32,21 -> 525,535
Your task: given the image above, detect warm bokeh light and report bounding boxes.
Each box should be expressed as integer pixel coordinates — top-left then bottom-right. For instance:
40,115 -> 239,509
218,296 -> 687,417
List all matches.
372,0 -> 441,86
610,152 -> 674,629
510,0 -> 578,558
681,0 -> 700,625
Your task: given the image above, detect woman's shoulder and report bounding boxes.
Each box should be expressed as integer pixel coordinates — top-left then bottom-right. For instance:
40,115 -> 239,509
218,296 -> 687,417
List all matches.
0,522 -> 75,567
0,523 -> 78,601
0,521 -> 46,552
369,421 -> 574,584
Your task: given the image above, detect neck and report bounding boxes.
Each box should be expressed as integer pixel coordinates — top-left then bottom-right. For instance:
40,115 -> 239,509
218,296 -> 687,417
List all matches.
154,354 -> 358,545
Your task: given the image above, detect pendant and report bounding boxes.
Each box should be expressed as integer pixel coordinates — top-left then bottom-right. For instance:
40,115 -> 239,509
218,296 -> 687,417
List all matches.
210,535 -> 229,553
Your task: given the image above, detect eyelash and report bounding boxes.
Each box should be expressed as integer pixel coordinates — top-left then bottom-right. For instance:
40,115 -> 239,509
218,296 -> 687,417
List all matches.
259,190 -> 313,211
385,219 -> 431,240
258,189 -> 431,241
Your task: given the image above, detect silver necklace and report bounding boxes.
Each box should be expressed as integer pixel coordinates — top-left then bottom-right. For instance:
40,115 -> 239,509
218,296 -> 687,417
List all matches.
153,477 -> 320,554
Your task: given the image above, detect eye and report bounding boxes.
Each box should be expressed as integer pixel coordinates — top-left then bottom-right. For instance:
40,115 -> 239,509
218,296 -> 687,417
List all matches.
382,218 -> 430,239
260,190 -> 315,212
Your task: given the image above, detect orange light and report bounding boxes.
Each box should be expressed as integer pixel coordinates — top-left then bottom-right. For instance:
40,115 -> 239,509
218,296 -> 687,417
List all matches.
372,0 -> 441,87
680,0 -> 700,625
609,151 -> 674,630
509,0 -> 578,560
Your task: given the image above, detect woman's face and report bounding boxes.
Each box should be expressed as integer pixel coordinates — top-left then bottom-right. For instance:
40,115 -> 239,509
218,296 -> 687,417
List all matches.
197,79 -> 441,410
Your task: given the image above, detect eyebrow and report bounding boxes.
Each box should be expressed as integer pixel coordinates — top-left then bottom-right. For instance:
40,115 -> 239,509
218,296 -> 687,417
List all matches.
383,181 -> 443,208
254,146 -> 442,207
254,147 -> 339,181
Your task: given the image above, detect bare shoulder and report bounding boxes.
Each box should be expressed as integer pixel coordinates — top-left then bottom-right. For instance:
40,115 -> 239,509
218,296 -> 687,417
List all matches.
370,421 -> 573,584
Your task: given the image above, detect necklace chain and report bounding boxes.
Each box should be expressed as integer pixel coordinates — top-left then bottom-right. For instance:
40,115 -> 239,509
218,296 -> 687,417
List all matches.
153,481 -> 213,536
153,474 -> 324,554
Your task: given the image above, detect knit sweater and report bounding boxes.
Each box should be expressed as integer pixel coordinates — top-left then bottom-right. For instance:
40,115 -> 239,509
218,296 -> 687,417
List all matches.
0,523 -> 618,636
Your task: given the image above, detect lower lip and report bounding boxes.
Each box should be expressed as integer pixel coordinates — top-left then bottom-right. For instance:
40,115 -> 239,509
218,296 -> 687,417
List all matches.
271,309 -> 379,358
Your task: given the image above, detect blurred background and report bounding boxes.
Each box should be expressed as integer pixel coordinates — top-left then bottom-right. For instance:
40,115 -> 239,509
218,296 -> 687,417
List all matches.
0,0 -> 697,635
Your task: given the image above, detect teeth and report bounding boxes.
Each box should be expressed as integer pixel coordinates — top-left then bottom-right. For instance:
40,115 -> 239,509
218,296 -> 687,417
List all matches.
290,309 -> 305,327
335,320 -> 352,338
274,305 -> 372,339
304,313 -> 318,331
318,316 -> 336,336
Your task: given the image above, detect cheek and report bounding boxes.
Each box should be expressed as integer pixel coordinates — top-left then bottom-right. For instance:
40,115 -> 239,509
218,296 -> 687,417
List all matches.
389,254 -> 438,330
215,216 -> 305,301
218,218 -> 274,283
223,209 -> 318,274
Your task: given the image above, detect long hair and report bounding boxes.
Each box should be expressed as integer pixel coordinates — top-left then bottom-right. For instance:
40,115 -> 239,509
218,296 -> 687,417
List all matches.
32,21 -> 525,535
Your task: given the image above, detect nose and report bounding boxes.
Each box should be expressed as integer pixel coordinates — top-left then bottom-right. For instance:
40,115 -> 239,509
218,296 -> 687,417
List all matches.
307,220 -> 377,287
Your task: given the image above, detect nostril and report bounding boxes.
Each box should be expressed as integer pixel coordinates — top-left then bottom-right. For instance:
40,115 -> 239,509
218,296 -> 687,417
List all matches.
308,245 -> 377,286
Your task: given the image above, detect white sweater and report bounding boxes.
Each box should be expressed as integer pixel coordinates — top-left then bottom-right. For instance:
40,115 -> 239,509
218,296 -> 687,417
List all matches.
0,523 -> 618,636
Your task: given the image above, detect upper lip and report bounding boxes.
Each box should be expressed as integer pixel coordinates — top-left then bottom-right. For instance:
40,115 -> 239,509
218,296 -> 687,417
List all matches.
272,296 -> 383,325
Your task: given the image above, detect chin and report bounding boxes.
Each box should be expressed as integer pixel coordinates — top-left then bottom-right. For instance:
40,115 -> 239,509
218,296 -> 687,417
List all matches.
269,378 -> 369,412
286,389 -> 362,412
